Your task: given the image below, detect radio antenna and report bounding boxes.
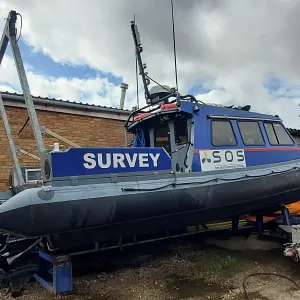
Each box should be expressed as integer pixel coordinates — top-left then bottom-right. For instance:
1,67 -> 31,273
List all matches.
170,0 -> 179,93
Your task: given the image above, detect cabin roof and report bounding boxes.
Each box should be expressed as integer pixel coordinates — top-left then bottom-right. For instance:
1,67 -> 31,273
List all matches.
181,101 -> 282,121
126,99 -> 282,133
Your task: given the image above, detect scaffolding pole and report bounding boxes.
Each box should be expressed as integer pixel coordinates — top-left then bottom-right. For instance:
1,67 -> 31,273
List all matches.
0,93 -> 24,186
40,126 -> 81,148
0,11 -> 45,161
16,148 -> 40,161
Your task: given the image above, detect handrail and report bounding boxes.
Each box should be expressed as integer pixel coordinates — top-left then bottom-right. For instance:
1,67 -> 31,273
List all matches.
124,93 -> 201,130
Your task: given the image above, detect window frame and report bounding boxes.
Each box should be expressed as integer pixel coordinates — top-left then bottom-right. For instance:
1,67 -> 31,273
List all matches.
264,122 -> 279,145
174,118 -> 188,146
211,119 -> 238,147
237,120 -> 265,146
153,122 -> 171,152
263,121 -> 295,146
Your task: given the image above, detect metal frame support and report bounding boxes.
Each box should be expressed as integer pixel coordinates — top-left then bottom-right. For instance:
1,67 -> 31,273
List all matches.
255,214 -> 264,233
40,125 -> 81,148
0,93 -> 24,186
16,147 -> 40,160
231,215 -> 239,234
280,204 -> 292,226
33,250 -> 72,295
0,11 -> 45,159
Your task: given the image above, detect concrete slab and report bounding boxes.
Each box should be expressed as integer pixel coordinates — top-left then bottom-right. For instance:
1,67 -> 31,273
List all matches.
204,233 -> 281,251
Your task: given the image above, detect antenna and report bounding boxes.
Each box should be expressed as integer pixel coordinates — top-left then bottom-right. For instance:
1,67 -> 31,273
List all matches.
130,17 -> 176,106
170,0 -> 179,93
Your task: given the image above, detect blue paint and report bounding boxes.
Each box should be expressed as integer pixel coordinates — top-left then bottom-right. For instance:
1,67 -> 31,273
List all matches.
245,150 -> 300,166
34,250 -> 72,295
48,98 -> 300,177
178,100 -> 300,172
51,147 -> 172,177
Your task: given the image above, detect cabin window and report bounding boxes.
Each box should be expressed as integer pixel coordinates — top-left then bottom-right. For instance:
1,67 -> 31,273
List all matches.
154,123 -> 171,152
174,118 -> 188,145
237,121 -> 265,146
264,122 -> 294,145
273,123 -> 294,145
211,120 -> 237,146
264,123 -> 279,145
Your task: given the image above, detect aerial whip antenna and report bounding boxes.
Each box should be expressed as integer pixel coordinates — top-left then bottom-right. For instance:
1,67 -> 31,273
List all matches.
170,0 -> 179,94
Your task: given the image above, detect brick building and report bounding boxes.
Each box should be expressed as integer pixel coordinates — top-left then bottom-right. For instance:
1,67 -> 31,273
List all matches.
0,92 -> 132,192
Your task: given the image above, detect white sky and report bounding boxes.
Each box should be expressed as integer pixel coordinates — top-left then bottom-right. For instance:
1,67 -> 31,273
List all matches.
1,0 -> 300,128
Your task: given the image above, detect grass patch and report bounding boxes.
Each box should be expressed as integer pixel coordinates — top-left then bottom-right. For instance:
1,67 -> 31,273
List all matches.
159,252 -> 243,284
204,254 -> 240,272
182,254 -> 242,281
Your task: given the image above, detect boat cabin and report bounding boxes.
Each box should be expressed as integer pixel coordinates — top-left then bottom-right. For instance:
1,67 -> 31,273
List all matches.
125,86 -> 300,173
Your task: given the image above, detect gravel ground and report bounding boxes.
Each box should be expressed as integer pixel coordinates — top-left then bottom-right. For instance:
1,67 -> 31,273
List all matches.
0,233 -> 300,300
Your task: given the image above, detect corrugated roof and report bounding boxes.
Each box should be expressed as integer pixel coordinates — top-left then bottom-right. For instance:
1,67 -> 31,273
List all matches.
0,91 -> 132,115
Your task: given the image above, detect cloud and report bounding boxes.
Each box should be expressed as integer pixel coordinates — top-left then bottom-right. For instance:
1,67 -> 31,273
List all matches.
0,56 -> 140,109
0,85 -> 17,93
1,0 -> 300,127
196,73 -> 300,129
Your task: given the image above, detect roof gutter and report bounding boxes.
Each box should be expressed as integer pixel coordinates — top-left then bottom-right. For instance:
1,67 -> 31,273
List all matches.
0,93 -> 132,116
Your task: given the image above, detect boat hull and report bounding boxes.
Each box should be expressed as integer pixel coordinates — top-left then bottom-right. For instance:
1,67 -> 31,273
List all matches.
0,160 -> 300,243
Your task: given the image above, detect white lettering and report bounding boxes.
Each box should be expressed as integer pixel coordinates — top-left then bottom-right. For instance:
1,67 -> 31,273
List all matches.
125,153 -> 138,167
149,153 -> 160,167
97,153 -> 111,168
84,152 -> 162,170
113,153 -> 126,168
139,153 -> 149,167
83,153 -> 96,169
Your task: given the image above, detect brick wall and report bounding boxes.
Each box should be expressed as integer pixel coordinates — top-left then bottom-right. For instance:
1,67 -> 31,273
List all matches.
0,105 -> 134,192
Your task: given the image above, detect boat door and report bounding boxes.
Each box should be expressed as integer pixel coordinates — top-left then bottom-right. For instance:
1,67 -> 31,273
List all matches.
151,116 -> 193,173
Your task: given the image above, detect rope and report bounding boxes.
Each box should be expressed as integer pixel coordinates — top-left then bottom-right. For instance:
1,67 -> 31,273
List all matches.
122,172 -> 177,192
121,166 -> 298,192
132,129 -> 146,147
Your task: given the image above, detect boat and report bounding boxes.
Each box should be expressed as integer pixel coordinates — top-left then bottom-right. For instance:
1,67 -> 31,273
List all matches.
1,15 -> 300,254
1,88 -> 300,252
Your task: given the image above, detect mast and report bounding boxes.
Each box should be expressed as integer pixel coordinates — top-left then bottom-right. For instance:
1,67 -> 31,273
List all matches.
130,20 -> 151,103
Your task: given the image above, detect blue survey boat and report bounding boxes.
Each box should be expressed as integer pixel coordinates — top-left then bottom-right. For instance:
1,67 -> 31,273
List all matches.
0,90 -> 300,251
0,18 -> 300,253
